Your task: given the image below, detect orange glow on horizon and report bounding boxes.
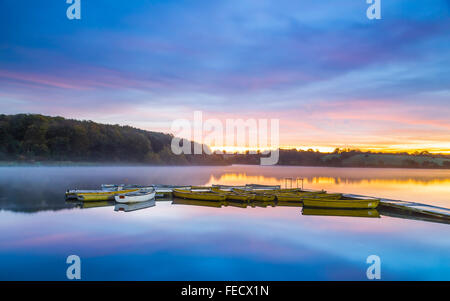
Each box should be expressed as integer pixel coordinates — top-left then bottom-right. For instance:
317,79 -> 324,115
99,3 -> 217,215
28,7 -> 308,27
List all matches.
204,171 -> 450,207
209,145 -> 450,154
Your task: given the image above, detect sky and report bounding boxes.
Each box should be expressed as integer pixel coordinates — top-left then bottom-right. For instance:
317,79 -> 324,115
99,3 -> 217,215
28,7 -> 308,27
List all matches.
0,0 -> 449,153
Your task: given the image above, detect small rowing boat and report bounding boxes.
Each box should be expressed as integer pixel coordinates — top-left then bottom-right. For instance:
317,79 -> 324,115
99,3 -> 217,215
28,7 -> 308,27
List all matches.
275,192 -> 342,202
76,188 -> 141,201
232,188 -> 277,202
303,197 -> 379,209
173,189 -> 227,201
249,189 -> 325,194
115,188 -> 156,203
253,194 -> 276,201
302,208 -> 380,218
211,187 -> 256,201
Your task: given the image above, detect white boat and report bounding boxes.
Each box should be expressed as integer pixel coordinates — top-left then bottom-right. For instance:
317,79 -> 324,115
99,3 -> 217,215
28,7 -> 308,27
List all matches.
114,200 -> 156,212
114,187 -> 156,203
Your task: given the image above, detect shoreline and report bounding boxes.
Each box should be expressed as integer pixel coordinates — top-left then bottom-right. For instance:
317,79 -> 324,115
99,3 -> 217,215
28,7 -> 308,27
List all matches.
1,161 -> 450,170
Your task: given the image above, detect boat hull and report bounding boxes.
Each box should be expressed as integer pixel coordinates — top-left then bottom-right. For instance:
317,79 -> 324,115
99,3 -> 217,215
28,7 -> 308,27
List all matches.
275,192 -> 342,202
115,191 -> 156,203
76,188 -> 140,201
232,188 -> 276,201
173,189 -> 227,201
253,194 -> 276,201
303,199 -> 379,209
302,208 -> 380,218
77,193 -> 114,201
211,188 -> 255,201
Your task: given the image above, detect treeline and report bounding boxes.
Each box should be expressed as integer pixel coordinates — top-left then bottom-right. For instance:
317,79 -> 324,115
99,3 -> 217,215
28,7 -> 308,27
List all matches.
0,114 -> 225,165
228,148 -> 450,169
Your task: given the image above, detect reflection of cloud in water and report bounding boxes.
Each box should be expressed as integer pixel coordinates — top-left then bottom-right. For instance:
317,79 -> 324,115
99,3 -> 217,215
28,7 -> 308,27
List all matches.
1,202 -> 448,280
206,171 -> 450,186
206,171 -> 450,188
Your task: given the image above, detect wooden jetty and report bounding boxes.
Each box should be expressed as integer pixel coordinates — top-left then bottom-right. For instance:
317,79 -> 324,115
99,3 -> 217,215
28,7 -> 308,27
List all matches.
66,183 -> 450,223
343,193 -> 450,224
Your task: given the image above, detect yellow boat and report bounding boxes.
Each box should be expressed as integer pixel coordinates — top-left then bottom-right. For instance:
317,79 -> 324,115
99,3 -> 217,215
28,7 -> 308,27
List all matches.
236,188 -> 333,202
253,194 -> 276,201
275,193 -> 305,202
230,194 -> 254,201
233,188 -> 276,201
211,188 -> 255,201
302,208 -> 380,218
274,192 -> 342,202
173,189 -> 227,201
303,197 -> 379,209
76,188 -> 140,201
77,194 -> 113,201
253,189 -> 326,194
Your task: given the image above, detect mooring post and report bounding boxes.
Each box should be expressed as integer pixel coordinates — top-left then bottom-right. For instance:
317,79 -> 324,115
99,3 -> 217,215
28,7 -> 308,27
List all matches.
296,177 -> 304,190
284,177 -> 293,189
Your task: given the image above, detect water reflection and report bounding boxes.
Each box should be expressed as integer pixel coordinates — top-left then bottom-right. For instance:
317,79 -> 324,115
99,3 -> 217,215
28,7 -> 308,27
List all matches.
114,200 -> 156,212
62,197 -> 450,225
67,200 -> 114,209
1,165 -> 448,224
0,165 -> 449,280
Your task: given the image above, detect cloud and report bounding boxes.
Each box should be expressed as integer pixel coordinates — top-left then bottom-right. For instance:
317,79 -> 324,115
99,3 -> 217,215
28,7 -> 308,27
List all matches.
0,0 -> 449,152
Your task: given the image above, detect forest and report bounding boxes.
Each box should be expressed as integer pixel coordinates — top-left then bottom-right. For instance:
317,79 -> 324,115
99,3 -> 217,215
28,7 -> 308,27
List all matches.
1,114 -> 449,168
0,114 -> 225,165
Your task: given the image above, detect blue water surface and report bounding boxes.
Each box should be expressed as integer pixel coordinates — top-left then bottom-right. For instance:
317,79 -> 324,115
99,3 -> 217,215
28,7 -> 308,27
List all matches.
0,166 -> 449,280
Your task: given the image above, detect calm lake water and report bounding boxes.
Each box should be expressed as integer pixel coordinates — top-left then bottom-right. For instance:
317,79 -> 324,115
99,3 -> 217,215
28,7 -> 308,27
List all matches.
0,165 -> 449,280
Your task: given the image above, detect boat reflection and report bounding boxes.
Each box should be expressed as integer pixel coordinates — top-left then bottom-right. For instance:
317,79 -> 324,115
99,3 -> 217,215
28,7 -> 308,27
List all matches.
66,199 -> 157,212
302,208 -> 380,218
81,201 -> 115,209
249,201 -> 276,208
114,200 -> 156,212
172,198 -> 223,208
66,197 -> 448,224
277,201 -> 303,207
145,197 -> 383,218
223,200 -> 248,208
66,200 -> 115,209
